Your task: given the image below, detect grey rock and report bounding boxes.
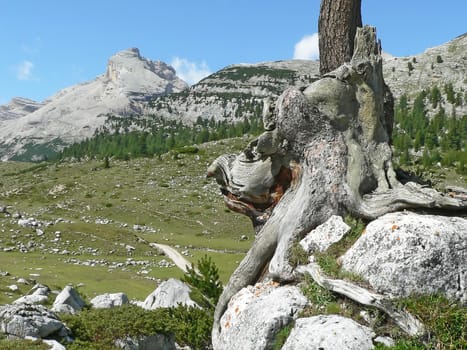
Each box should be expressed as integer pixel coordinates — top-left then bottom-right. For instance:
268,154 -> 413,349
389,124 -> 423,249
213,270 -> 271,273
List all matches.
142,279 -> 198,310
281,315 -> 375,350
13,284 -> 50,305
7,285 -> 19,292
150,60 -> 319,126
374,336 -> 395,347
341,212 -> 467,302
0,304 -> 68,339
42,339 -> 67,350
91,292 -> 129,309
51,286 -> 86,314
214,282 -> 308,350
115,333 -> 176,350
300,214 -> 350,253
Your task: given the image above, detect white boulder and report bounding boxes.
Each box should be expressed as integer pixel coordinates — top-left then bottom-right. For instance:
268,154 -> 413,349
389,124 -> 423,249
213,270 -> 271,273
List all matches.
282,315 -> 375,350
13,284 -> 50,305
42,339 -> 67,350
300,215 -> 351,252
0,304 -> 68,339
341,212 -> 467,302
52,286 -> 86,314
91,292 -> 129,309
214,282 -> 308,350
142,279 -> 198,310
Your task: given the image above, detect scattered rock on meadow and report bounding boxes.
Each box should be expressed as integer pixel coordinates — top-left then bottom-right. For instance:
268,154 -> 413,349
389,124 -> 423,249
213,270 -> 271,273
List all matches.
91,292 -> 129,309
7,285 -> 19,292
0,304 -> 69,339
142,278 -> 198,310
52,286 -> 86,314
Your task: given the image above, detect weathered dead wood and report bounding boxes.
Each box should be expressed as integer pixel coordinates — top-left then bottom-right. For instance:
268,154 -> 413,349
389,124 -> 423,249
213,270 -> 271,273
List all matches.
295,263 -> 426,337
209,26 -> 466,343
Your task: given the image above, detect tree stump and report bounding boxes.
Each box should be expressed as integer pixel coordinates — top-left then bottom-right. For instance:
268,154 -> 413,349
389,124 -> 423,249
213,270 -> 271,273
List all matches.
207,26 -> 466,343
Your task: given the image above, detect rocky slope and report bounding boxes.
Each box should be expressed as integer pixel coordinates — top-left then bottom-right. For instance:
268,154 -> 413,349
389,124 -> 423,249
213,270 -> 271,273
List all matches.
0,48 -> 187,161
149,60 -> 320,124
383,33 -> 466,101
0,97 -> 44,122
150,33 -> 466,125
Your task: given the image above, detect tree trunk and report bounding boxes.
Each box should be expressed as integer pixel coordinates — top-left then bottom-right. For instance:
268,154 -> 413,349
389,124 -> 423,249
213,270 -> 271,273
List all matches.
319,0 -> 362,75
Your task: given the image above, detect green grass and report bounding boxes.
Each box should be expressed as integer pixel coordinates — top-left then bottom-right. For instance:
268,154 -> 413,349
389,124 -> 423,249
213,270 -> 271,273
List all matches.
313,215 -> 367,282
272,322 -> 294,350
0,337 -> 49,350
395,295 -> 467,349
0,138 -> 253,305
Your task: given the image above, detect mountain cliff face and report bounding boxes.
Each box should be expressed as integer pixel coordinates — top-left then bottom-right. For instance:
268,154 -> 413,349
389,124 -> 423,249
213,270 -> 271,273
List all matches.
149,33 -> 466,125
149,60 -> 319,124
383,33 -> 466,116
0,48 -> 187,161
0,97 -> 44,122
0,34 -> 465,161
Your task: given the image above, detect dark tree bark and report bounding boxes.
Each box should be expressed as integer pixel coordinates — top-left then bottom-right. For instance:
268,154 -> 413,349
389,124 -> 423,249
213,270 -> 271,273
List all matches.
319,0 -> 362,75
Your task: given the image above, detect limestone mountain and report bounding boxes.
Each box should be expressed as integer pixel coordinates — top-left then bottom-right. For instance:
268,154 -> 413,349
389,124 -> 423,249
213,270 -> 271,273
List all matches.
148,60 -> 320,124
0,48 -> 187,161
149,33 -> 466,125
383,32 -> 466,116
0,97 -> 44,122
0,34 -> 465,161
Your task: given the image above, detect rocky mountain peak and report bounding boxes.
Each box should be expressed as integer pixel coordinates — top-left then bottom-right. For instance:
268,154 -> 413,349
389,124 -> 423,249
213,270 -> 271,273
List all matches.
105,48 -> 186,95
0,48 -> 188,161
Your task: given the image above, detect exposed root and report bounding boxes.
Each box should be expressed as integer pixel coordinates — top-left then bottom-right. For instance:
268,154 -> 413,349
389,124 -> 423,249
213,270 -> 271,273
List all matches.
295,263 -> 426,337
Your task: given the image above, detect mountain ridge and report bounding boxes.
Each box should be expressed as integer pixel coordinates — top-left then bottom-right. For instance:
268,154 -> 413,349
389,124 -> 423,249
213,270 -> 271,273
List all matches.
0,33 -> 465,161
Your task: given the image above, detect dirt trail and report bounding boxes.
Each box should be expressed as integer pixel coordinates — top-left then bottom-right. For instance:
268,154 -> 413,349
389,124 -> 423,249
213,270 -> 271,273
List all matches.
150,242 -> 194,273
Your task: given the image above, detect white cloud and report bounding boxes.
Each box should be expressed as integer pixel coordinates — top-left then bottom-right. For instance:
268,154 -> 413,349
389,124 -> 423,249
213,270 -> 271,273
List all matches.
293,33 -> 319,60
170,57 -> 212,85
16,60 -> 34,80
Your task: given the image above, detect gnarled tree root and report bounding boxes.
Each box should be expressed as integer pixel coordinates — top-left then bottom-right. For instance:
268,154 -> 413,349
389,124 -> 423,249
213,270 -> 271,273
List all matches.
295,263 -> 426,337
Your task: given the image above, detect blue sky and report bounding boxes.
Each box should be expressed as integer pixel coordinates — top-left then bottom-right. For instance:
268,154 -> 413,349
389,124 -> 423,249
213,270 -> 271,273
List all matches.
1,0 -> 465,104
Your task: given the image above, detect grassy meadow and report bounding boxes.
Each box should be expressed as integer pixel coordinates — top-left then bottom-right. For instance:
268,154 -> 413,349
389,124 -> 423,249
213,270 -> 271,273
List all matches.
0,138 -> 253,305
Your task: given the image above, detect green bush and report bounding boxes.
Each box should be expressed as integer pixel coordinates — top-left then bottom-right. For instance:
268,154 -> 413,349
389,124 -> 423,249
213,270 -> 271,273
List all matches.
63,304 -> 213,350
